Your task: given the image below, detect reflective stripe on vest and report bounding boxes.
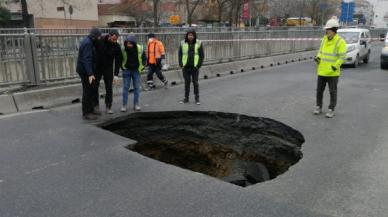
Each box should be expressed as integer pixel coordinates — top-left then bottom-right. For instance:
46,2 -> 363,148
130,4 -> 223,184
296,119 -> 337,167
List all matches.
317,34 -> 347,77
320,37 -> 343,58
320,36 -> 344,64
181,40 -> 201,67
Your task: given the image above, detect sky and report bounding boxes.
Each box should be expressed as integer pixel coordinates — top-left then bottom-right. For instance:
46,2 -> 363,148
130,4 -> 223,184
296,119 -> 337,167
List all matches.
365,0 -> 388,27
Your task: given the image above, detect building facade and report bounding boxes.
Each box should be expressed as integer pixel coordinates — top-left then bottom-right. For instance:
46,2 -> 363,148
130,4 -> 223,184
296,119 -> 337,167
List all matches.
354,0 -> 374,26
3,0 -> 98,28
369,0 -> 388,27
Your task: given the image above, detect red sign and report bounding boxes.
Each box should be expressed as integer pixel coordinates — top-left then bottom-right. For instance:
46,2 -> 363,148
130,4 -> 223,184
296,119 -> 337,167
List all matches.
242,0 -> 250,20
57,6 -> 65,12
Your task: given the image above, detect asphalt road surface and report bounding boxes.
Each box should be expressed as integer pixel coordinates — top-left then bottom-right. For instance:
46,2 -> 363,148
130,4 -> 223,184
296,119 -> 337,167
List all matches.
1,44 -> 387,217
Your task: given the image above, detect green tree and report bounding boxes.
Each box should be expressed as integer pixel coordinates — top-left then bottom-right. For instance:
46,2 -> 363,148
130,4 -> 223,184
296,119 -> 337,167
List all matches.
0,6 -> 11,27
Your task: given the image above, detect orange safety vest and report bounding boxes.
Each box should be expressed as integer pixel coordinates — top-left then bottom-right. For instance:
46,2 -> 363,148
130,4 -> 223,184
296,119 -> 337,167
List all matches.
146,39 -> 165,65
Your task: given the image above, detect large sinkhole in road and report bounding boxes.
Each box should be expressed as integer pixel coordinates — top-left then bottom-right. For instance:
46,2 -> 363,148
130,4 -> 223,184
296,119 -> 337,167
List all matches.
102,111 -> 304,187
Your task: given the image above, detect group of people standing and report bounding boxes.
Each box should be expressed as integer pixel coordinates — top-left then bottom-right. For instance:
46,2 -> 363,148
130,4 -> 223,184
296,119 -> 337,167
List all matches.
77,16 -> 345,121
76,28 -> 204,120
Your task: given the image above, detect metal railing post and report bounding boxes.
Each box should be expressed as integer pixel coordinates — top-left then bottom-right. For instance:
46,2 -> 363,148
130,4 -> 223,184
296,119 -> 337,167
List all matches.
291,31 -> 296,53
23,29 -> 40,86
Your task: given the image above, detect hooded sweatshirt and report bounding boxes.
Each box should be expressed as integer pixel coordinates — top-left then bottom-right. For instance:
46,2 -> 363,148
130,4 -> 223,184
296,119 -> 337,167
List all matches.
178,29 -> 204,69
123,35 -> 146,71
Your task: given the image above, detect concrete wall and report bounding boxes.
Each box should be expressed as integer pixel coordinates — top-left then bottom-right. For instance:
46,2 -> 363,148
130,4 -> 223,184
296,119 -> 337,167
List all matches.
27,0 -> 98,21
34,18 -> 98,28
98,15 -> 135,27
98,0 -> 122,4
3,0 -> 99,28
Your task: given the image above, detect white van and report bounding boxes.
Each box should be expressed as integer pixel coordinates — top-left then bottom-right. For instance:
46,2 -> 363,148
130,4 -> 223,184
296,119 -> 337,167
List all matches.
337,28 -> 371,68
381,32 -> 388,69
385,33 -> 388,46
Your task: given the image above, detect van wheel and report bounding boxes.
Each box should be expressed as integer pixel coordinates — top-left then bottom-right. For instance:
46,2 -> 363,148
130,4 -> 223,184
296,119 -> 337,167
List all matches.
364,51 -> 370,64
352,55 -> 359,68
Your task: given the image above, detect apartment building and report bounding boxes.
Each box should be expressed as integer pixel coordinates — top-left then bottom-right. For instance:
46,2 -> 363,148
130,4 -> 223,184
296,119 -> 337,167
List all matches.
3,0 -> 98,28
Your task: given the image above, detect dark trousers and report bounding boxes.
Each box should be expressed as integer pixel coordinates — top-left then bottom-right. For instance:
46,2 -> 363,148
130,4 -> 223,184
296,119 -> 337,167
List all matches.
316,76 -> 339,110
183,67 -> 199,100
95,67 -> 114,108
147,64 -> 166,84
80,73 -> 97,115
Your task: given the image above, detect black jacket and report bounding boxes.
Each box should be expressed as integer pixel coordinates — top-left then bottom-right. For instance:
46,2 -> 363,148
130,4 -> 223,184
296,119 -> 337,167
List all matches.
76,36 -> 98,76
178,30 -> 204,69
122,36 -> 146,71
96,35 -> 122,75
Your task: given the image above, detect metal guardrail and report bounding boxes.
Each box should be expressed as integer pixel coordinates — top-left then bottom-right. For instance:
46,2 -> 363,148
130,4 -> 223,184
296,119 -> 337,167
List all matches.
0,26 -> 325,34
0,27 -> 387,34
0,28 -> 386,87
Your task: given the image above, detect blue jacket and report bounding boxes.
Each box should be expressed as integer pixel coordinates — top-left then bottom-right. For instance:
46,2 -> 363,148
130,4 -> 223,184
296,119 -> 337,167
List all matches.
76,37 -> 97,76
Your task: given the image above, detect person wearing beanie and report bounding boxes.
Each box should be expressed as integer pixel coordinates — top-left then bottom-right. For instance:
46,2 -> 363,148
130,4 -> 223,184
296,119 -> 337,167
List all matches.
145,33 -> 168,90
313,16 -> 347,118
76,27 -> 102,120
178,29 -> 204,105
94,29 -> 122,114
120,35 -> 146,112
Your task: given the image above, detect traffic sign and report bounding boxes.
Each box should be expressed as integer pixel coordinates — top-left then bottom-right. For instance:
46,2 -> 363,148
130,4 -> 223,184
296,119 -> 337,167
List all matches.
340,0 -> 355,24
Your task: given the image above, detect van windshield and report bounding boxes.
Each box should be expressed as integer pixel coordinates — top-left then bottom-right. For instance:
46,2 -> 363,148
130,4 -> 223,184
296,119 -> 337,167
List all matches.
337,32 -> 360,44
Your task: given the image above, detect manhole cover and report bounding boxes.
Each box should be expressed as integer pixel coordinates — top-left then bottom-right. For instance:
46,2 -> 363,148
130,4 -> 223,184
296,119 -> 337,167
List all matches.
101,111 -> 304,187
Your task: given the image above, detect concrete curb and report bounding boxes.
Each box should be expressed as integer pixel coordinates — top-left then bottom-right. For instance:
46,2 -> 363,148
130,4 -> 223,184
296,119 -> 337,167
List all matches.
12,84 -> 82,111
0,95 -> 18,115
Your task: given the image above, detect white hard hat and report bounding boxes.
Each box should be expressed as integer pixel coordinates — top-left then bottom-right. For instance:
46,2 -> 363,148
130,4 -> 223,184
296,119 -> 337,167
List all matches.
324,16 -> 340,29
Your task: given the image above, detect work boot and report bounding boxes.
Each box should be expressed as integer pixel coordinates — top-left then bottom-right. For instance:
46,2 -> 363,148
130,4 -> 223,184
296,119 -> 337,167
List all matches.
313,106 -> 322,115
180,98 -> 189,104
163,80 -> 169,89
92,106 -> 102,115
134,104 -> 141,111
147,82 -> 154,91
195,98 -> 201,105
83,113 -> 98,120
326,109 -> 335,118
106,106 -> 114,114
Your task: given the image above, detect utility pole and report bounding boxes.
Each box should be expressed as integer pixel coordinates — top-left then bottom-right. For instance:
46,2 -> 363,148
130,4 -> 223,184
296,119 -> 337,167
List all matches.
346,1 -> 350,26
21,0 -> 29,28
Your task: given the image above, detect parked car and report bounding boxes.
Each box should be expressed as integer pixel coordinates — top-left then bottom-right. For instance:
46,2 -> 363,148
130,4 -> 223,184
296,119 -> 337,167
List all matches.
381,32 -> 388,70
380,33 -> 386,42
337,28 -> 371,68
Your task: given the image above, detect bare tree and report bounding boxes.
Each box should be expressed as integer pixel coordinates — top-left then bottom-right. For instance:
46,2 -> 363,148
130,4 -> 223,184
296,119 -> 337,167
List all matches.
214,0 -> 229,23
152,0 -> 160,27
305,0 -> 339,25
0,4 -> 10,27
120,0 -> 151,27
183,0 -> 203,26
251,0 -> 269,16
227,0 -> 243,27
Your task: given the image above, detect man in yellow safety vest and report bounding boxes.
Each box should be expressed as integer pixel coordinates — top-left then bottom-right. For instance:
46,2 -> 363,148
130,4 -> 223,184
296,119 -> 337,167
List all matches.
314,16 -> 347,118
178,29 -> 204,105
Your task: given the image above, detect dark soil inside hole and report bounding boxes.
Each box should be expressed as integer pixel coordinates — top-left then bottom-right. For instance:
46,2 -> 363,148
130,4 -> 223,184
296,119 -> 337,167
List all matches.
101,111 -> 304,187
